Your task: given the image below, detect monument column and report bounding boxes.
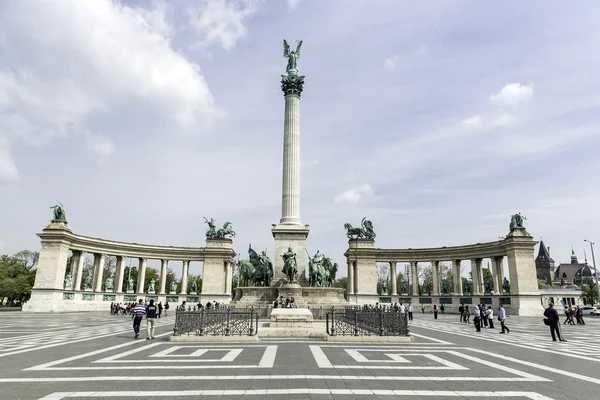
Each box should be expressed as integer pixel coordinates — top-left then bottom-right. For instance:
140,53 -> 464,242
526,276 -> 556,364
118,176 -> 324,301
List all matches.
272,39 -> 310,284
70,250 -> 81,290
137,258 -> 147,293
181,260 -> 189,295
115,256 -> 125,294
431,261 -> 440,296
73,251 -> 85,291
491,256 -> 502,295
496,256 -> 505,293
159,259 -> 168,295
390,261 -> 397,296
225,261 -> 232,295
93,253 -> 106,292
347,260 -> 354,295
411,261 -> 419,296
453,259 -> 463,296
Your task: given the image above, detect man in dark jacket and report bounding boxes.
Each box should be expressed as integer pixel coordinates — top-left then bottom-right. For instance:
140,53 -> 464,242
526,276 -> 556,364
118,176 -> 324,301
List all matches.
458,304 -> 464,322
544,303 -> 567,342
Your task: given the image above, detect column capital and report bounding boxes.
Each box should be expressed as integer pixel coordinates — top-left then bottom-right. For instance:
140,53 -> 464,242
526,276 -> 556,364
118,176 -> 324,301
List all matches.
281,74 -> 305,97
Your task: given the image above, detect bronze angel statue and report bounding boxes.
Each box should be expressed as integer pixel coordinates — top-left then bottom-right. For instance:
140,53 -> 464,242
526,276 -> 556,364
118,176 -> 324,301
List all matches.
283,39 -> 303,73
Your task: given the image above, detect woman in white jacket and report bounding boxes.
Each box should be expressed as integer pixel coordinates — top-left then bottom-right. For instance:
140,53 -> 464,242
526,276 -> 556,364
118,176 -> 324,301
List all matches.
486,306 -> 494,329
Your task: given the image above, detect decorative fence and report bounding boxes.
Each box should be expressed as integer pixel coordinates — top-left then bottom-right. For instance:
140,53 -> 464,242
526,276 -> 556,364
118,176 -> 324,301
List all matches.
326,307 -> 410,336
222,305 -> 348,320
172,308 -> 258,337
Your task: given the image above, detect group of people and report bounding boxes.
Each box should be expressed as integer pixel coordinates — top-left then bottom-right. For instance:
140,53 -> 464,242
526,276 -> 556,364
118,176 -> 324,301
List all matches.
111,301 -> 170,317
459,303 -> 509,333
131,299 -> 159,339
273,296 -> 295,308
563,305 -> 586,325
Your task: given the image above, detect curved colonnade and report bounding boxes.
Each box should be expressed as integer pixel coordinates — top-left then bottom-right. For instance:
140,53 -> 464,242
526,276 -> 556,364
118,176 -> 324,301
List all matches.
23,221 -> 235,312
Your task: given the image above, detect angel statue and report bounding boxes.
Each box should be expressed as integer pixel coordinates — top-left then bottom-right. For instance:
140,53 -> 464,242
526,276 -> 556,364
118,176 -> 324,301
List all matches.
283,39 -> 303,74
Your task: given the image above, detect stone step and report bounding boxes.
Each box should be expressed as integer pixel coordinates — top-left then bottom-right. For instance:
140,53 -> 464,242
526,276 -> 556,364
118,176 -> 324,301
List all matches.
259,336 -> 327,342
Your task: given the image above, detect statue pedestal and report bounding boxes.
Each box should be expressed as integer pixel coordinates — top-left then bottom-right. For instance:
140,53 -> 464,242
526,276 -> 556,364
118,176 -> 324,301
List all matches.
169,291 -> 177,295
147,291 -> 155,295
84,288 -> 92,292
269,307 -> 313,328
189,292 -> 197,295
126,290 -> 134,294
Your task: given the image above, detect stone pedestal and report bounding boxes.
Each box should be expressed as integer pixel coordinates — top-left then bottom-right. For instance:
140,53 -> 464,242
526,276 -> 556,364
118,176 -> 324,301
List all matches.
126,290 -> 134,294
202,238 -> 235,304
269,307 -> 313,328
189,292 -> 197,295
271,224 -> 310,285
345,239 -> 377,304
148,291 -> 155,295
169,291 -> 177,295
277,283 -> 303,303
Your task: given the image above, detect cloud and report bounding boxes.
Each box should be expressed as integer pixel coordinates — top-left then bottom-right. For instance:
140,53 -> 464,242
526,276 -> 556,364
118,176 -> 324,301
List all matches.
85,132 -> 116,160
489,112 -> 516,127
490,83 -> 534,107
288,0 -> 301,10
334,184 -> 374,204
0,137 -> 19,184
188,0 -> 261,50
384,55 -> 400,71
461,115 -> 483,128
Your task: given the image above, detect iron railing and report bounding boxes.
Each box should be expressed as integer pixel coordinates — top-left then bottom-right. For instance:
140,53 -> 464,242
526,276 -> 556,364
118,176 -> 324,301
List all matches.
172,308 -> 258,336
326,307 -> 410,336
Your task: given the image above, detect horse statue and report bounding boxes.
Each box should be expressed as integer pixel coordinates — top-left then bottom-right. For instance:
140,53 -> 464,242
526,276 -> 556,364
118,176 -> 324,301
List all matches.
215,221 -> 236,239
204,217 -> 217,238
248,245 -> 272,287
237,260 -> 255,287
344,217 -> 376,240
281,247 -> 298,283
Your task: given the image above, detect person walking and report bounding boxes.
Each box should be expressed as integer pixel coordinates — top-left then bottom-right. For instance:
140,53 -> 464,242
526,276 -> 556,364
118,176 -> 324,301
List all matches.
464,305 -> 471,324
421,304 -> 425,314
164,302 -> 170,317
433,305 -> 438,319
458,304 -> 465,322
157,302 -> 163,319
408,304 -> 413,321
499,304 -> 510,334
480,305 -> 488,328
544,303 -> 566,342
486,306 -> 494,329
473,306 -> 481,332
146,299 -> 158,340
132,299 -> 145,339
440,304 -> 445,314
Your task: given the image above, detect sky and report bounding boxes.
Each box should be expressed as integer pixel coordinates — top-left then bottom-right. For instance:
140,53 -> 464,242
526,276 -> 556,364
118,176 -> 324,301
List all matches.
1,0 -> 600,279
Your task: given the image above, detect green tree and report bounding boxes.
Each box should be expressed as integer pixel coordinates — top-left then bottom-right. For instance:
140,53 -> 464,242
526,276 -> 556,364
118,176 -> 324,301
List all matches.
581,278 -> 599,305
187,274 -> 203,294
145,268 -> 160,292
334,277 -> 348,299
122,266 -> 138,292
0,252 -> 37,304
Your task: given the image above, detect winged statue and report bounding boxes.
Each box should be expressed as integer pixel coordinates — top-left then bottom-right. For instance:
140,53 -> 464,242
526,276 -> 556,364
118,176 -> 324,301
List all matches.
283,39 -> 303,73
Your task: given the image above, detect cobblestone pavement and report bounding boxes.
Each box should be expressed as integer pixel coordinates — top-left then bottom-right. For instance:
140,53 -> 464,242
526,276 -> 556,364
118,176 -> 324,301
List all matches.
0,311 -> 599,399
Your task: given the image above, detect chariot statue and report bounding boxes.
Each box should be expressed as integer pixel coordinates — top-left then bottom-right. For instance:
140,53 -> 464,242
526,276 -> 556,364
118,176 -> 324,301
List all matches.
50,201 -> 67,222
509,212 -> 526,231
64,274 -> 72,289
204,217 -> 235,239
204,217 -> 217,238
281,247 -> 298,283
344,217 -> 376,240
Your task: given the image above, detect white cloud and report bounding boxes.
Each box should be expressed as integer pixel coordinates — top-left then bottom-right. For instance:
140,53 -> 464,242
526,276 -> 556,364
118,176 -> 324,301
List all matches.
188,0 -> 261,50
384,55 -> 400,71
85,132 -> 116,159
334,184 -> 374,204
0,137 -> 19,184
461,115 -> 483,128
288,0 -> 301,10
490,112 -> 516,127
490,83 -> 534,107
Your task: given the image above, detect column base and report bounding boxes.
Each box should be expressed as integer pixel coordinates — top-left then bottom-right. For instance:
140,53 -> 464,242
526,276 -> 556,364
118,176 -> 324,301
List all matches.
272,223 -> 310,285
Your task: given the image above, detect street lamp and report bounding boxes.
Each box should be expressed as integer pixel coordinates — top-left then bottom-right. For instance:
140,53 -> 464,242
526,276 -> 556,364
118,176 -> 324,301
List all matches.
584,239 -> 600,303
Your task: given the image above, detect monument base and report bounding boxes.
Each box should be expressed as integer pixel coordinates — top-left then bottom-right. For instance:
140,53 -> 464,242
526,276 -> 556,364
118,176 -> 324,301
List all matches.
269,307 -> 313,328
232,286 -> 346,306
126,290 -> 134,294
271,223 -> 310,286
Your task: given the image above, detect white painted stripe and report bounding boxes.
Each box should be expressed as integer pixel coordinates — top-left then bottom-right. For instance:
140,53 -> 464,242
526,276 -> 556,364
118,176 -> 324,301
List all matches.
309,345 -> 332,367
258,345 -> 277,367
0,374 -> 546,383
409,332 -> 453,344
36,389 -> 555,399
447,350 -> 550,382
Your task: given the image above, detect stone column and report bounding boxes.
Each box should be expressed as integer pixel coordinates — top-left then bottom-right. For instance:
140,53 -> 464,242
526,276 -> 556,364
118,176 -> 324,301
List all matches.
137,258 -> 147,293
115,256 -> 125,293
491,256 -> 503,295
159,259 -> 168,295
93,253 -> 106,292
411,261 -> 419,296
471,258 -> 481,296
347,260 -> 354,295
181,260 -> 189,294
70,250 -> 82,290
390,261 -> 397,296
453,260 -> 463,296
225,261 -> 233,295
431,261 -> 440,296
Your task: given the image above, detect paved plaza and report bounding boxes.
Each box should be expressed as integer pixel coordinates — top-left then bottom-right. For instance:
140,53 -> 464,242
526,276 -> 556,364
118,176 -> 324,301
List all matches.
0,312 -> 599,399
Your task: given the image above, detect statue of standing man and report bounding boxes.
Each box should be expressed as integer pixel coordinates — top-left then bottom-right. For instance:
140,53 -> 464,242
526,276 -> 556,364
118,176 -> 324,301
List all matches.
281,247 -> 298,283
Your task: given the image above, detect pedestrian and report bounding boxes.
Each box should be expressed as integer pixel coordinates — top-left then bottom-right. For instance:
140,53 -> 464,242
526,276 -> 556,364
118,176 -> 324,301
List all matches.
146,299 -> 158,340
408,304 -> 413,321
165,302 -> 170,316
158,302 -> 163,318
464,305 -> 471,324
458,304 -> 464,322
543,303 -> 566,342
498,304 -> 510,334
575,306 -> 585,325
433,305 -> 438,319
480,304 -> 488,328
399,303 -> 405,313
421,304 -> 425,314
440,304 -> 445,314
132,299 -> 145,339
473,306 -> 481,332
486,306 -> 494,329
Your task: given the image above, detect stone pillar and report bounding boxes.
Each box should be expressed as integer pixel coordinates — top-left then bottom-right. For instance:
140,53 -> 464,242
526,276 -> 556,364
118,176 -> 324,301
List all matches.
159,259 -> 168,295
203,238 -> 235,304
115,256 -> 125,293
496,256 -> 505,294
504,228 -> 541,316
453,260 -> 463,296
390,261 -> 397,296
347,260 -> 354,295
471,258 -> 481,296
347,239 -> 377,303
70,250 -> 82,290
225,261 -> 233,295
181,260 -> 189,295
431,261 -> 440,296
137,258 -> 147,293
411,261 -> 419,296
93,253 -> 106,292
491,256 -> 502,295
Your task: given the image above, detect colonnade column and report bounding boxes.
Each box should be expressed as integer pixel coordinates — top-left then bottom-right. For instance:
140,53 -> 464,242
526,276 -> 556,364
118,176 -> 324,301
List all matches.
159,259 -> 168,295
347,260 -> 354,296
491,256 -> 502,295
471,258 -> 481,296
431,261 -> 440,296
225,261 -> 232,295
453,260 -> 463,296
93,253 -> 106,292
496,256 -> 505,294
115,256 -> 125,293
137,258 -> 147,293
72,250 -> 84,290
411,261 -> 419,296
181,260 -> 189,295
390,261 -> 397,296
